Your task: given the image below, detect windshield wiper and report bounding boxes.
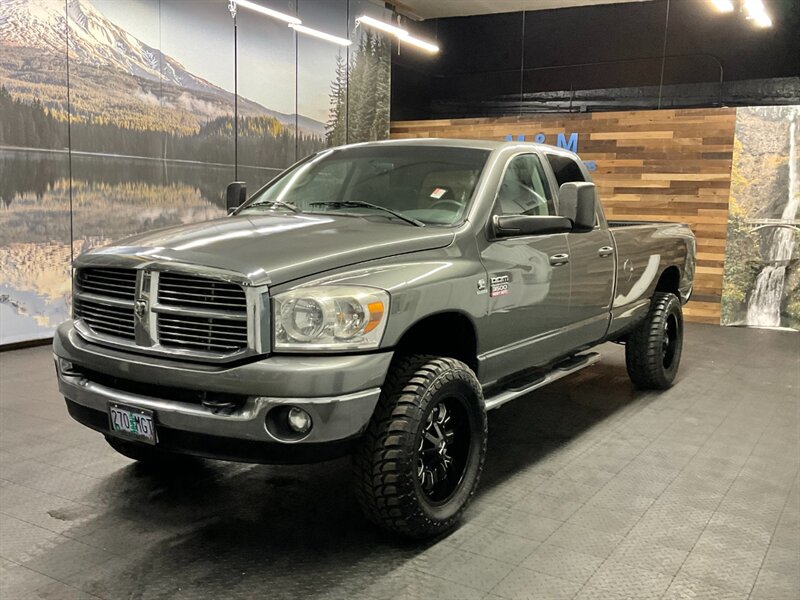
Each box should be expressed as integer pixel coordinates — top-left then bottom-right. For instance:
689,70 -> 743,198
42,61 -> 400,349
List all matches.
243,200 -> 299,213
308,200 -> 425,227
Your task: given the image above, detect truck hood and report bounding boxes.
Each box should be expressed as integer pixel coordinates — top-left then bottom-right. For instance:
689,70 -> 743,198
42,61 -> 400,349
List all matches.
79,213 -> 455,286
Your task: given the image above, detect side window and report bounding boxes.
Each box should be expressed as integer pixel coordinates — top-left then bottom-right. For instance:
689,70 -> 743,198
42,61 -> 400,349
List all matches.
547,154 -> 586,187
495,154 -> 555,217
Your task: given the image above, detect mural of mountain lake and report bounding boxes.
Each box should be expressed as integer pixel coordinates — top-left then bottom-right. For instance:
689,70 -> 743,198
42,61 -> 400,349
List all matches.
0,148 -> 284,344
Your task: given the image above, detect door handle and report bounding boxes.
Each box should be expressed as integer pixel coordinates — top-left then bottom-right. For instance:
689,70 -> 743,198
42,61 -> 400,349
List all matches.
549,253 -> 570,266
598,246 -> 614,257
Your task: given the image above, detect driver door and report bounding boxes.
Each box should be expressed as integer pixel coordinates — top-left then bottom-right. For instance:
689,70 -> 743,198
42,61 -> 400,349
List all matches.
477,153 -> 572,385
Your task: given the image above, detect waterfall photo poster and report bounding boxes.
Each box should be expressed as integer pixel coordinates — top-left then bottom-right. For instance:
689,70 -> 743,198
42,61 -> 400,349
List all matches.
721,106 -> 800,330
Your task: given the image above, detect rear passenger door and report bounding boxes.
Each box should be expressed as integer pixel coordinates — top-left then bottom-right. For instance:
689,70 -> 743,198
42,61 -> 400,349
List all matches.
477,153 -> 572,384
547,153 -> 615,347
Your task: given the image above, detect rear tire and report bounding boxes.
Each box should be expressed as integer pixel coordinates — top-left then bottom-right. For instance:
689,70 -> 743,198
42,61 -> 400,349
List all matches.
625,292 -> 684,390
354,355 -> 487,538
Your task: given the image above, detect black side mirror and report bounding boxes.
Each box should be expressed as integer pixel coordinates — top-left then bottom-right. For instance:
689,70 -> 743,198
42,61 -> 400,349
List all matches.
226,181 -> 247,213
558,182 -> 597,232
493,214 -> 573,238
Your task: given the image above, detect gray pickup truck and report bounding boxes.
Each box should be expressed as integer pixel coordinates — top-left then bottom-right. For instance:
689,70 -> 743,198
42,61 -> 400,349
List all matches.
54,139 -> 695,537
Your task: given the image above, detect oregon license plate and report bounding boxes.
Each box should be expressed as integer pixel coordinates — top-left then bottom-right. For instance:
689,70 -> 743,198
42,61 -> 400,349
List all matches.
108,404 -> 157,445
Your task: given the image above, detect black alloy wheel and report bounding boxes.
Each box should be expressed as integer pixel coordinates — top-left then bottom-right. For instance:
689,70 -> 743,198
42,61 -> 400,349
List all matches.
416,395 -> 471,505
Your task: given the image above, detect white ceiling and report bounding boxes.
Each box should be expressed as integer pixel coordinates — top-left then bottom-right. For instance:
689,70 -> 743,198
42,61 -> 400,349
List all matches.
393,0 -> 653,20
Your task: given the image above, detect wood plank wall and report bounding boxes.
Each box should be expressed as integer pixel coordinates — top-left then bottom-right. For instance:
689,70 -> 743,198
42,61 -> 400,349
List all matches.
390,108 -> 737,324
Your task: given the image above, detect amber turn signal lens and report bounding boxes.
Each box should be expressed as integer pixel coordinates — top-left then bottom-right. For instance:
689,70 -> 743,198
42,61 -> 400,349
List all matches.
364,301 -> 385,333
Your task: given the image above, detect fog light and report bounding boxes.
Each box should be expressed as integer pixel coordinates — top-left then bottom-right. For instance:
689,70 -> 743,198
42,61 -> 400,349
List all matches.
287,407 -> 312,434
58,358 -> 75,374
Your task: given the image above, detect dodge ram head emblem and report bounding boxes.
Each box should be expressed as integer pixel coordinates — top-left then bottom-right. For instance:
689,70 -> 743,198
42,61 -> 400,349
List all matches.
134,299 -> 148,318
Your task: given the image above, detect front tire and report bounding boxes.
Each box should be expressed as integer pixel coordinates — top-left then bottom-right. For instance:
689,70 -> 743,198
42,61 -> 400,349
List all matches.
354,355 -> 487,538
625,292 -> 684,390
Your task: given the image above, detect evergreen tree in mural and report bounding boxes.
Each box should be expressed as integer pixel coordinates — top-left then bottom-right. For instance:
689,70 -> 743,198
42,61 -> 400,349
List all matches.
326,31 -> 390,146
326,53 -> 348,147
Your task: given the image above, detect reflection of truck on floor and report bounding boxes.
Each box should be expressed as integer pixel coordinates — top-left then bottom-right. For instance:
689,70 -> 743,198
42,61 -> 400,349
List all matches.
54,139 -> 696,537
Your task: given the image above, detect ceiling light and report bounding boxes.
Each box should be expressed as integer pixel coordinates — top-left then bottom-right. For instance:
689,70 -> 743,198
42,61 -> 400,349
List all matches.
356,15 -> 408,38
356,15 -> 439,54
709,0 -> 735,12
744,0 -> 773,27
289,23 -> 352,46
233,0 -> 301,25
399,36 -> 439,54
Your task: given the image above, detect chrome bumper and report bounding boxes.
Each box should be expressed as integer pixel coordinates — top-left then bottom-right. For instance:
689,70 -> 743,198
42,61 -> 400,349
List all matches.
54,322 -> 389,448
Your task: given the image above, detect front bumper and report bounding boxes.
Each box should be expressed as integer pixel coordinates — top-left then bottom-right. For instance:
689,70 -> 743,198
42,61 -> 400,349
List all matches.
54,322 -> 391,463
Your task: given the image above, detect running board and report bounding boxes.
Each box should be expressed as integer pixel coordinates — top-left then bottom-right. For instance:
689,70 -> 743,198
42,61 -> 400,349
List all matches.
483,352 -> 601,411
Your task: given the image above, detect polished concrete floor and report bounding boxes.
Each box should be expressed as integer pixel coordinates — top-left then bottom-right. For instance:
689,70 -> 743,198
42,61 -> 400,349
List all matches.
0,324 -> 798,600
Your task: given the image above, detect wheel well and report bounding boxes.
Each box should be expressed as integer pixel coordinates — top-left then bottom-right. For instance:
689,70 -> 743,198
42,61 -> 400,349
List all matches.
394,312 -> 478,372
655,266 -> 681,296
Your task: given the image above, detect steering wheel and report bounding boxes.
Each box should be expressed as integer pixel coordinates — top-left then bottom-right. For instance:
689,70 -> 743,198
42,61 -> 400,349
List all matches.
430,199 -> 463,212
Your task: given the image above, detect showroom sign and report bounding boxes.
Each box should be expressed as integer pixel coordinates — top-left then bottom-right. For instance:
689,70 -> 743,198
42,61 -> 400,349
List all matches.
504,132 -> 597,171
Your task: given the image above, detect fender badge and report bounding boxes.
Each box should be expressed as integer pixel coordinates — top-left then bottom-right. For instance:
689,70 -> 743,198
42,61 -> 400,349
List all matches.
490,274 -> 510,297
477,278 -> 487,294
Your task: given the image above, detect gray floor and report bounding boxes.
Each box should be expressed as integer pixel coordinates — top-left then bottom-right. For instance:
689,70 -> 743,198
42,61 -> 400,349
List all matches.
0,324 -> 798,600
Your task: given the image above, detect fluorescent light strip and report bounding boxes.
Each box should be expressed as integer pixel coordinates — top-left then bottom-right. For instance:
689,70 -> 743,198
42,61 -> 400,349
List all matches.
356,14 -> 439,54
234,0 -> 301,25
289,23 -> 352,46
709,0 -> 734,13
744,0 -> 773,27
399,35 -> 439,54
356,15 -> 408,38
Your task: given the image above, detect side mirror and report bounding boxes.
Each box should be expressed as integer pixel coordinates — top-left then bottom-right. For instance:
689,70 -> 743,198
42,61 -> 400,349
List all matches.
493,214 -> 573,238
558,182 -> 597,232
226,181 -> 247,213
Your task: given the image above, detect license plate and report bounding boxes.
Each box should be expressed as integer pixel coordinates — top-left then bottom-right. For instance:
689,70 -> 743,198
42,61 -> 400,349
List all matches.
108,404 -> 157,445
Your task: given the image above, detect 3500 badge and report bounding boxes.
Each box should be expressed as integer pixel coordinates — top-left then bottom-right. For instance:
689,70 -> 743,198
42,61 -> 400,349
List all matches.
490,274 -> 510,297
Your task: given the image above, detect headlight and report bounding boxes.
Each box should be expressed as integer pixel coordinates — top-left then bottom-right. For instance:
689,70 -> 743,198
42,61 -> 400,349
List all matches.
273,286 -> 389,351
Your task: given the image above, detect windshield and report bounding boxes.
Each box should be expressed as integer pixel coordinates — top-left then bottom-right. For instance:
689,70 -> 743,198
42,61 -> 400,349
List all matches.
240,145 -> 490,226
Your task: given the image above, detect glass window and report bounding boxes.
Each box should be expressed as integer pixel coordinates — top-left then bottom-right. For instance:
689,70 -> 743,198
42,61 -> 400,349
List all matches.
242,146 -> 490,226
495,154 -> 555,216
547,154 -> 586,187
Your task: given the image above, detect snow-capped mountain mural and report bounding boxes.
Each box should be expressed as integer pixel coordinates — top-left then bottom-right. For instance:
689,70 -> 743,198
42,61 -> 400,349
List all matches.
0,0 -> 324,135
0,0 -> 391,346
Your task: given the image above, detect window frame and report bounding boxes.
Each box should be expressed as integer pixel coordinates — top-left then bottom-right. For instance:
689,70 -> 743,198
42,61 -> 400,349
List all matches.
489,151 -> 558,219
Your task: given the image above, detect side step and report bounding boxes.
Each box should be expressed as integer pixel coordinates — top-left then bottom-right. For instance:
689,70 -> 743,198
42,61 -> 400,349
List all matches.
483,352 -> 601,411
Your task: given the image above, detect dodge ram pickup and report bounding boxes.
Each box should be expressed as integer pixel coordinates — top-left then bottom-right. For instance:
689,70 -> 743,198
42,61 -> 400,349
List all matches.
54,139 -> 695,537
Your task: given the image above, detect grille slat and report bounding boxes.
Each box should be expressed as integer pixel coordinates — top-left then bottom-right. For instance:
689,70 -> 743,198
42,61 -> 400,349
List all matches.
74,296 -> 136,341
155,323 -> 247,343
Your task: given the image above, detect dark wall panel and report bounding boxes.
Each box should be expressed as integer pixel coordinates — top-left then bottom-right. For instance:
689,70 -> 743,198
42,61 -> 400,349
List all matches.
392,0 -> 800,120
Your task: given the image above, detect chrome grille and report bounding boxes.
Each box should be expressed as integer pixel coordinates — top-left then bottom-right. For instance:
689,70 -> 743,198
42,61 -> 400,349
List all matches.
73,297 -> 136,341
77,267 -> 137,300
72,266 -> 261,359
156,314 -> 248,352
158,272 -> 246,310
